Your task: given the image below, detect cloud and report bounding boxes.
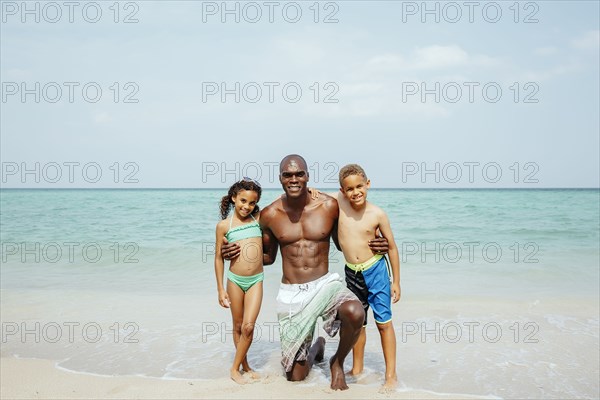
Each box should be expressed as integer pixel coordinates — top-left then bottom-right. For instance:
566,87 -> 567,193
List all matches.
412,45 -> 470,69
92,111 -> 112,124
2,68 -> 31,80
522,63 -> 582,82
315,45 -> 499,118
366,45 -> 500,72
300,81 -> 451,119
571,30 -> 600,50
366,53 -> 406,71
294,45 -> 503,119
534,46 -> 559,56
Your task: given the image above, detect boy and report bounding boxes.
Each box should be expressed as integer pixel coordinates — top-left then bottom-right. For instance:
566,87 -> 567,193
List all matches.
334,164 -> 401,389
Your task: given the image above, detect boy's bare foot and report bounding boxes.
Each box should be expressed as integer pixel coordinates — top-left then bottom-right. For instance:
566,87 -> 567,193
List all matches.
230,369 -> 248,384
382,374 -> 398,390
314,337 -> 326,362
329,356 -> 349,391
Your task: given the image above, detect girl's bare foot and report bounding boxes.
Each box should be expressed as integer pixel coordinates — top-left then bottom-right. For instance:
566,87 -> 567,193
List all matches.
244,369 -> 261,380
347,367 -> 363,376
230,369 -> 248,384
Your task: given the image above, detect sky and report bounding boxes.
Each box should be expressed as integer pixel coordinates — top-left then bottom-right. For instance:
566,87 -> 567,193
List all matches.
1,0 -> 599,188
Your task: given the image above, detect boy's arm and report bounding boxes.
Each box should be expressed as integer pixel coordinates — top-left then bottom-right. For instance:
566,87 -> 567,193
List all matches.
306,188 -> 339,199
214,222 -> 230,308
377,210 -> 401,303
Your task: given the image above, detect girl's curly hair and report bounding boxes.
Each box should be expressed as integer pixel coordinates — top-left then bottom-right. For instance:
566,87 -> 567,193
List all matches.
219,180 -> 262,220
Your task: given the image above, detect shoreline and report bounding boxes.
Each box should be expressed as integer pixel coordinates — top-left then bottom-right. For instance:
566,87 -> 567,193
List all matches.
1,294 -> 598,398
0,357 -> 494,400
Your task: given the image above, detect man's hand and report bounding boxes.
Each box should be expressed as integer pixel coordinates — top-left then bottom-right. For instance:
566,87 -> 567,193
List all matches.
221,237 -> 241,260
392,283 -> 401,303
368,236 -> 389,254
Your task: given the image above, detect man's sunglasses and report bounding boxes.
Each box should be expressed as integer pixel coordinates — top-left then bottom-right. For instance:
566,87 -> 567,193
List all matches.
281,171 -> 306,179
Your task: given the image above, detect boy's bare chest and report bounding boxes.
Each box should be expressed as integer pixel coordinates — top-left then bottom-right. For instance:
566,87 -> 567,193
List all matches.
339,208 -> 378,236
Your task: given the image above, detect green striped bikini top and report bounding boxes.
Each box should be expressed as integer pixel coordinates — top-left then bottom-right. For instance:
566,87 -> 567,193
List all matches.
225,214 -> 262,243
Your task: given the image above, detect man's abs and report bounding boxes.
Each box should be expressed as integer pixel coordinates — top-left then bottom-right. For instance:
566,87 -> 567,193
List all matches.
280,240 -> 330,284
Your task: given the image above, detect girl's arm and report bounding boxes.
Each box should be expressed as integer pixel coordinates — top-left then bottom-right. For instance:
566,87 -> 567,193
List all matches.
377,210 -> 401,303
214,221 -> 230,308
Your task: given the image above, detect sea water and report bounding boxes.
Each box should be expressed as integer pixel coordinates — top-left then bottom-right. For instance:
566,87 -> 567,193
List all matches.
1,189 -> 598,397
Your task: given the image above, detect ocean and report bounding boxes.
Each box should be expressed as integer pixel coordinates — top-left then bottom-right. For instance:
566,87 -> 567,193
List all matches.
1,189 -> 598,398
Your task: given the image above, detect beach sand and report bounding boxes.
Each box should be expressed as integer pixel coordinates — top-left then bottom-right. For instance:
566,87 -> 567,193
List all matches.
1,357 -> 492,400
1,293 -> 598,399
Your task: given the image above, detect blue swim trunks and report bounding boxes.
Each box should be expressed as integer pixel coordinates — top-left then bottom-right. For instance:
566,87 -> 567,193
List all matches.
344,255 -> 392,325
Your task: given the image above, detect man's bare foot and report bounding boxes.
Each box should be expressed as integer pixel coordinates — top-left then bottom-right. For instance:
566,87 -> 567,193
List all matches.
329,357 -> 349,391
230,369 -> 247,384
314,337 -> 326,362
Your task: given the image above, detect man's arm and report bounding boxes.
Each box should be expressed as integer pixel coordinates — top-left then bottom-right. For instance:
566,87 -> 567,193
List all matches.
331,220 -> 341,251
323,194 -> 342,251
368,230 -> 389,254
221,238 -> 240,260
262,226 -> 279,265
260,206 -> 279,266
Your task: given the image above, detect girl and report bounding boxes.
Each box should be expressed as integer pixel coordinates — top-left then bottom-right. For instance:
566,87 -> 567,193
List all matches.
214,178 -> 263,384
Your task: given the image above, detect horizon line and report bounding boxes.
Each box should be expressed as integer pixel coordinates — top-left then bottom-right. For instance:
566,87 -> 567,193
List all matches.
1,187 -> 599,190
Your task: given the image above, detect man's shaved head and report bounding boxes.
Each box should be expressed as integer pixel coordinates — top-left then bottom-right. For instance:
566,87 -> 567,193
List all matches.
279,154 -> 308,172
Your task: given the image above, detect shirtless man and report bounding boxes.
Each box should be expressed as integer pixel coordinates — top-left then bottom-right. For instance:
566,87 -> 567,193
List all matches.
222,154 -> 388,390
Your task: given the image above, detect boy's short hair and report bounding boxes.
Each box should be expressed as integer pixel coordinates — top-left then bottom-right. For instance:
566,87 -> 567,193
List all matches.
339,164 -> 368,186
